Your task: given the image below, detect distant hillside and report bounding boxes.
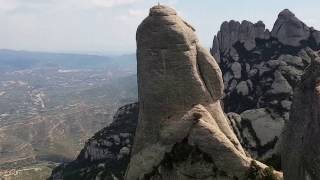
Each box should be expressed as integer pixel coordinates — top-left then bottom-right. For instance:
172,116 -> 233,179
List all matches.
0,49 -> 136,72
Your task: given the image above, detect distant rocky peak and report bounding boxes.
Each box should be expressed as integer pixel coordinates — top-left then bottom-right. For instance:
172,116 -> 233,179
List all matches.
211,18 -> 270,63
278,9 -> 295,18
273,9 -> 320,47
271,9 -> 310,47
212,9 -> 320,64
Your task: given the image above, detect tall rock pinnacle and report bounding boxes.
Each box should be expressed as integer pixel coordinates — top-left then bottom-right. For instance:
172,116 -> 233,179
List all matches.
126,5 -> 282,180
282,49 -> 320,180
132,4 -> 242,155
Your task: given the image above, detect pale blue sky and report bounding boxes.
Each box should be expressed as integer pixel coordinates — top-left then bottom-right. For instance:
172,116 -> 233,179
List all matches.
1,0 -> 319,54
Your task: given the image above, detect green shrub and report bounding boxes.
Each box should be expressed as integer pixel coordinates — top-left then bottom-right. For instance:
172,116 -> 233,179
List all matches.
246,161 -> 278,180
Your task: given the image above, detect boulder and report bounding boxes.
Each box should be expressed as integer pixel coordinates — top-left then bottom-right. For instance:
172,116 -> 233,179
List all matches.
279,54 -> 304,68
280,100 -> 292,110
267,71 -> 293,96
241,109 -> 284,147
227,109 -> 284,161
236,81 -> 249,96
231,62 -> 242,79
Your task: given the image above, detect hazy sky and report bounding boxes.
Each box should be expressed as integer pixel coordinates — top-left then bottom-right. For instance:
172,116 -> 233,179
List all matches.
1,0 -> 319,54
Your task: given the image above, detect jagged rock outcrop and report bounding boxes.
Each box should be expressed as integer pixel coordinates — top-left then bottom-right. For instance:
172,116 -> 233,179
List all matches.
282,50 -> 320,180
211,20 -> 270,63
126,5 -> 282,180
49,103 -> 139,180
211,8 -> 320,166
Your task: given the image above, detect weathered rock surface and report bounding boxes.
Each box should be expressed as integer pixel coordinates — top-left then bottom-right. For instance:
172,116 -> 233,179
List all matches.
132,4 -> 242,156
49,103 -> 139,180
211,8 -> 320,166
267,71 -> 293,95
282,50 -> 320,180
126,5 -> 282,180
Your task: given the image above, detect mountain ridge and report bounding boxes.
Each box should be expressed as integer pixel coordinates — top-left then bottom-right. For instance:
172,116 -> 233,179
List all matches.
0,49 -> 136,71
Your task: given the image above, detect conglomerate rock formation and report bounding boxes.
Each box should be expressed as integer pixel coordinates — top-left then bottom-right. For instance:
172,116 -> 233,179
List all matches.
211,9 -> 320,166
125,5 -> 282,180
282,50 -> 320,180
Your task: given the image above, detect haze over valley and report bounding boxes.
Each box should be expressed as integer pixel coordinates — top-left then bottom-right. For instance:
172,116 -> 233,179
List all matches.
0,50 -> 137,179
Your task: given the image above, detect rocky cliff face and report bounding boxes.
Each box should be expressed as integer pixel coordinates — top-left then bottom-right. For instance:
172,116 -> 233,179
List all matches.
49,103 -> 138,180
211,9 -> 320,166
126,5 -> 282,180
282,50 -> 320,180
